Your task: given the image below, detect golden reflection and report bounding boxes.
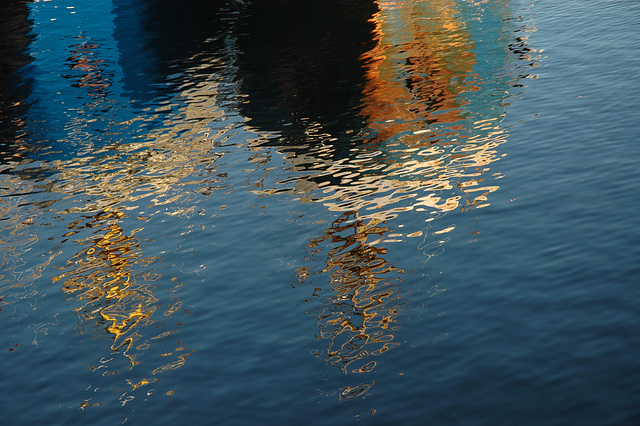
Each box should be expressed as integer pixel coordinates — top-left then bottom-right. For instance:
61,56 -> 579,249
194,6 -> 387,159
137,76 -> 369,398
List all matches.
247,0 -> 539,227
304,211 -> 404,375
48,66 -> 237,218
53,208 -> 193,381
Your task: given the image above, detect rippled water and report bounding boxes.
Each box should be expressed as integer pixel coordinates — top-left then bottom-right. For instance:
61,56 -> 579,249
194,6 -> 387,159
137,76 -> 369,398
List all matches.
1,0 -> 639,424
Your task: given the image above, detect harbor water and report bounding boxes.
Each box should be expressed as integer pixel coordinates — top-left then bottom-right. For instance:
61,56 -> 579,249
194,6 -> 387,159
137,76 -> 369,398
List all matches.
1,0 -> 639,423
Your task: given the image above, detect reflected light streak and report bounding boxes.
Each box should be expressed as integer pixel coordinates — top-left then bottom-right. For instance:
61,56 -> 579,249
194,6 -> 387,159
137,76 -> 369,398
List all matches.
303,211 -> 403,375
51,207 -> 194,406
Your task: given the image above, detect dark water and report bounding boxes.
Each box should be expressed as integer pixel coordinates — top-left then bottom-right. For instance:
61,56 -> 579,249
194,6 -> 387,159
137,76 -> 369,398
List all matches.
1,0 -> 639,424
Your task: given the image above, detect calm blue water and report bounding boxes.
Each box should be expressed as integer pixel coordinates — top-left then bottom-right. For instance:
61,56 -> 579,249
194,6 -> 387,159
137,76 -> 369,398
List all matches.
1,0 -> 639,424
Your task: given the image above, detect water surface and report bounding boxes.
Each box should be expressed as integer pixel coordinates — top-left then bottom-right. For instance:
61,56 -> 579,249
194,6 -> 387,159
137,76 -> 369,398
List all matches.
1,0 -> 639,424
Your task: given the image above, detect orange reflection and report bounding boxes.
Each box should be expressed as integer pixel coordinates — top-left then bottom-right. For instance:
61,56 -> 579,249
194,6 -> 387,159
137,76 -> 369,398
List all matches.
66,37 -> 111,97
360,0 -> 477,143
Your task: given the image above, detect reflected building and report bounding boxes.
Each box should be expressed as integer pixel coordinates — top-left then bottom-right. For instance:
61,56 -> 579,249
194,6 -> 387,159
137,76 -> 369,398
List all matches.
302,211 -> 404,378
232,0 -> 537,396
234,0 -> 533,221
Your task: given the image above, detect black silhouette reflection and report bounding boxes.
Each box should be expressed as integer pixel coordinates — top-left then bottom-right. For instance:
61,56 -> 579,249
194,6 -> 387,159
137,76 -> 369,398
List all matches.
235,0 -> 379,144
0,0 -> 34,163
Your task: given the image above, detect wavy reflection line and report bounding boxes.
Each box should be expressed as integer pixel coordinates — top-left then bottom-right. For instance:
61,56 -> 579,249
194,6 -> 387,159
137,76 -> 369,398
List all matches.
54,209 -> 158,364
65,36 -> 112,98
50,207 -> 197,406
0,187 -> 56,304
303,211 -> 404,375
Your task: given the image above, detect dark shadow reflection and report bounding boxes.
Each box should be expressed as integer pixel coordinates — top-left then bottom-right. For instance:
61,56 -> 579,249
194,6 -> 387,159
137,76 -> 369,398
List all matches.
113,0 -> 239,104
235,0 -> 379,146
0,0 -> 34,163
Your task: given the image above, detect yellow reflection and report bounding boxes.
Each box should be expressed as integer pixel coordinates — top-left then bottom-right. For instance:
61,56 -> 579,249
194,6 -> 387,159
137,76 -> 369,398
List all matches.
53,209 -> 192,379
